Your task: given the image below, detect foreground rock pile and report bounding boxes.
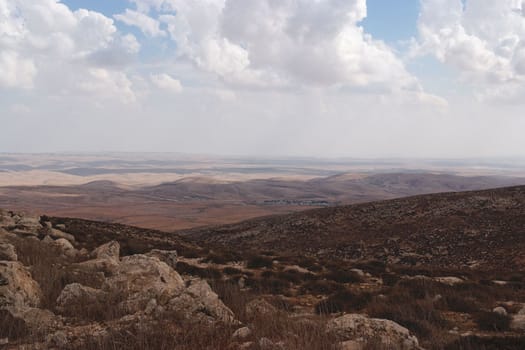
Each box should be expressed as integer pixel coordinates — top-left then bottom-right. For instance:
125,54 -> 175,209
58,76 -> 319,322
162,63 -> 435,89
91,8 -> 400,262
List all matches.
0,210 -> 425,349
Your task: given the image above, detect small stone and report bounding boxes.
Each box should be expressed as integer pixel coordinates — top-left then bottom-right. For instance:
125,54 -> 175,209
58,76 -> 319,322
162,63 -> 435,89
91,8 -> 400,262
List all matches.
493,306 -> 507,316
232,327 -> 252,340
0,243 -> 17,261
48,330 -> 68,347
339,340 -> 363,350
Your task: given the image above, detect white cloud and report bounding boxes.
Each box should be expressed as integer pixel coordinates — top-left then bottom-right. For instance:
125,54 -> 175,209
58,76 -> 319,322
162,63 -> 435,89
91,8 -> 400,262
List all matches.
141,0 -> 424,94
0,0 -> 139,102
115,9 -> 166,37
0,50 -> 36,88
414,0 -> 525,101
150,73 -> 182,93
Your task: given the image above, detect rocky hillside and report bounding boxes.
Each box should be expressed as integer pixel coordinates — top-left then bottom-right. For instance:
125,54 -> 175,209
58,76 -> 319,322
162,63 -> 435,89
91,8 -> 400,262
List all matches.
2,184 -> 525,349
186,186 -> 525,271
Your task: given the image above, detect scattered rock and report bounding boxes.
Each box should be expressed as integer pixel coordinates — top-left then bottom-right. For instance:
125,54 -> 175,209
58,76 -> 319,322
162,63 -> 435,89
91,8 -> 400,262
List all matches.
493,306 -> 507,316
258,337 -> 284,350
0,243 -> 17,261
232,327 -> 252,340
326,314 -> 421,350
245,299 -> 277,319
511,314 -> 525,330
339,340 -> 363,350
47,330 -> 68,348
51,238 -> 78,258
48,228 -> 75,243
239,341 -> 254,350
434,276 -> 464,286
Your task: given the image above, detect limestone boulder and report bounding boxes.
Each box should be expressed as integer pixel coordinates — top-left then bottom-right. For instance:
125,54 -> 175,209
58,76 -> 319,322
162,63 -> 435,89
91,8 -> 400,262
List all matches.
91,241 -> 120,261
50,238 -> 78,258
169,278 -> 236,323
3,307 -> 62,335
326,314 -> 421,350
48,228 -> 75,243
103,254 -> 185,314
0,211 -> 16,228
511,314 -> 525,330
0,243 -> 17,261
0,261 -> 42,309
56,283 -> 107,314
11,215 -> 43,235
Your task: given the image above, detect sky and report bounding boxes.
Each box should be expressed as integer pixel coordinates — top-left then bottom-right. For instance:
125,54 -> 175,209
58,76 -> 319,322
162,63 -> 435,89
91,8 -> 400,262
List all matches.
1,0 -> 525,158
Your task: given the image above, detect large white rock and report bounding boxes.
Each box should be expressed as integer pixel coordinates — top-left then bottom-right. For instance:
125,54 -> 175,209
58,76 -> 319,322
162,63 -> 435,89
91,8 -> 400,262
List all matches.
326,314 -> 421,350
50,238 -> 78,258
0,261 -> 42,309
48,229 -> 75,243
0,243 -> 17,261
91,241 -> 120,261
56,283 -> 106,314
103,254 -> 185,314
168,279 -> 236,324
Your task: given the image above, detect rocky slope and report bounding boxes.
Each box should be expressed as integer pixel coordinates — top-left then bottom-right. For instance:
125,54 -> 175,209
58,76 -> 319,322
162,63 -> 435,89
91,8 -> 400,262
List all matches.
186,186 -> 525,271
0,210 -> 427,349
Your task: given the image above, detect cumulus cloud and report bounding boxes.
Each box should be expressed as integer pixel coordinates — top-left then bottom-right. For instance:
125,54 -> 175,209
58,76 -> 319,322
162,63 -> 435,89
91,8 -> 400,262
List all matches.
0,51 -> 36,88
150,73 -> 183,93
0,0 -> 139,102
133,0 -> 423,94
114,9 -> 166,37
414,0 -> 525,101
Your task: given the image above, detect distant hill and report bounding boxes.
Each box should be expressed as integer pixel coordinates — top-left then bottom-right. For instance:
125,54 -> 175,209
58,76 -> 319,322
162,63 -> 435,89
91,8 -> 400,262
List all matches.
1,172 -> 523,231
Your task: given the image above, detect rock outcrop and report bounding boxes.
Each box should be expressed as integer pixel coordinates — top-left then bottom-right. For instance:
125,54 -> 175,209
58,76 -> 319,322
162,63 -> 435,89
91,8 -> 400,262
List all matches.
0,243 -> 17,262
0,261 -> 42,309
326,314 -> 421,350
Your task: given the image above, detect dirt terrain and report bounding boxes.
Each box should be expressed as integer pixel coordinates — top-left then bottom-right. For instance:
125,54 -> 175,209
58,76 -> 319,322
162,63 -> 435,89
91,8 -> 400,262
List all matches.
1,173 -> 523,231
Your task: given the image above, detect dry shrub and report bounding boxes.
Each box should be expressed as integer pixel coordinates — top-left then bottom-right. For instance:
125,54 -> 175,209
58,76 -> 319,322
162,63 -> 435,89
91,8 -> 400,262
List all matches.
175,261 -> 222,280
436,295 -> 480,313
315,290 -> 372,315
10,237 -> 81,309
245,276 -> 290,295
367,293 -> 447,340
276,269 -> 316,284
223,266 -> 243,275
444,335 -> 525,350
205,250 -> 242,264
249,310 -> 336,350
300,279 -> 345,295
246,255 -> 274,269
209,279 -> 251,322
474,311 -> 511,332
0,310 -> 29,340
321,267 -> 364,284
76,319 -> 234,350
354,260 -> 387,276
